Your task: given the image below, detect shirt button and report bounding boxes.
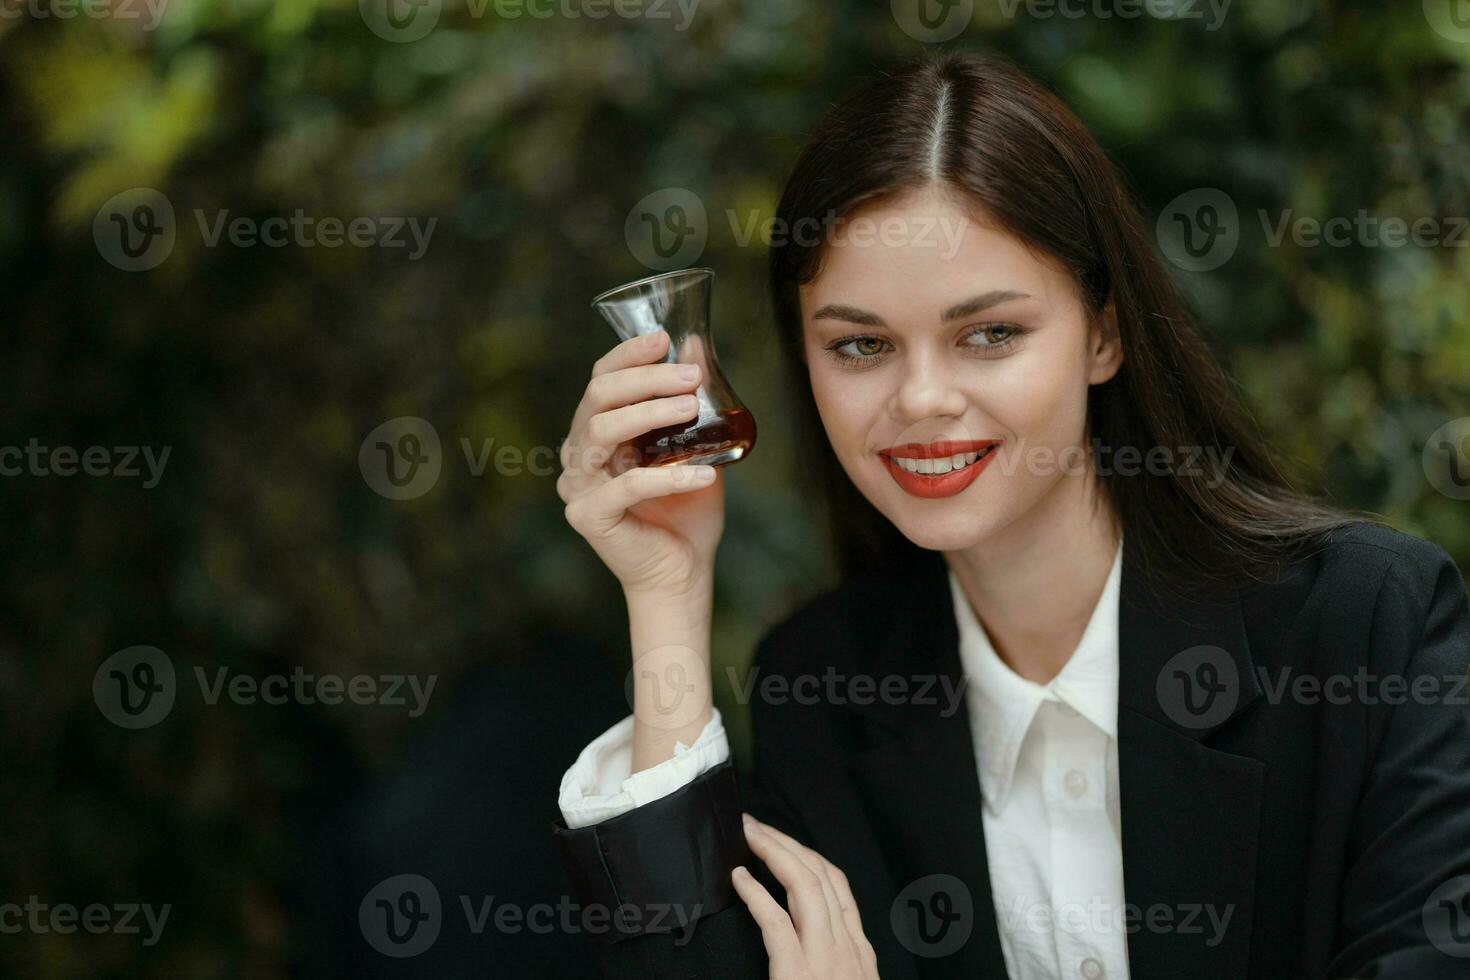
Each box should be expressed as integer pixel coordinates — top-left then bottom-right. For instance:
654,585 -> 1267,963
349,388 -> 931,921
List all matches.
1064,769 -> 1089,798
1080,957 -> 1105,979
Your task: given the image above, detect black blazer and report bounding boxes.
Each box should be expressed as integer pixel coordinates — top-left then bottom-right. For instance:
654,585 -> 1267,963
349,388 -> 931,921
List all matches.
552,522 -> 1470,978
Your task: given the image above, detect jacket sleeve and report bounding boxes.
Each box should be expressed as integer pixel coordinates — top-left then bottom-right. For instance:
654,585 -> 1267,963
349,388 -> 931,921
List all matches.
1329,537 -> 1470,978
549,632 -> 809,979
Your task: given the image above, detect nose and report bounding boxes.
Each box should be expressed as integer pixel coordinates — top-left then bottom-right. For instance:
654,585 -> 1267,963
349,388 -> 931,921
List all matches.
889,346 -> 968,423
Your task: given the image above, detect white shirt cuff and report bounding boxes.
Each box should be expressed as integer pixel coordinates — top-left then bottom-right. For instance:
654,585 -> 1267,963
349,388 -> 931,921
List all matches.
558,707 -> 731,830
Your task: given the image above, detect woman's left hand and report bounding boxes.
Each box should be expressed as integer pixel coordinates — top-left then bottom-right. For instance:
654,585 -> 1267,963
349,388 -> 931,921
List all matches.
731,812 -> 880,979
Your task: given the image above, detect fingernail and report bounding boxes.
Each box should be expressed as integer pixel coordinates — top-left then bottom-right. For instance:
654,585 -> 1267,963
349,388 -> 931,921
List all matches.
644,331 -> 664,346
678,363 -> 700,381
677,395 -> 697,410
733,866 -> 750,880
741,812 -> 754,825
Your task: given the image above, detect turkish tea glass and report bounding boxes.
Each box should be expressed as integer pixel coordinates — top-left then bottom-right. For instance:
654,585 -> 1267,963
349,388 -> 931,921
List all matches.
590,268 -> 757,468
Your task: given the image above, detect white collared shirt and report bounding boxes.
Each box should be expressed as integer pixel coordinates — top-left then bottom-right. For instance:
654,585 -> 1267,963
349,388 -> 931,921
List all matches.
951,538 -> 1129,980
559,538 -> 1129,980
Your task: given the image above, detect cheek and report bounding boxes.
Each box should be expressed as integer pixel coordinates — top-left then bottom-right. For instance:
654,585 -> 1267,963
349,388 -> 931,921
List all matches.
987,345 -> 1090,439
808,370 -> 868,445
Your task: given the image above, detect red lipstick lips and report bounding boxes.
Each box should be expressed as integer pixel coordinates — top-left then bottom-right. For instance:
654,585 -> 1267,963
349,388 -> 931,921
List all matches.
878,439 -> 1000,499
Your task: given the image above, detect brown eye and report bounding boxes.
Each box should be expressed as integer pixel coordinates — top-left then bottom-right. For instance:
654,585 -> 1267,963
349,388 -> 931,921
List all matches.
824,335 -> 895,365
963,323 -> 1026,353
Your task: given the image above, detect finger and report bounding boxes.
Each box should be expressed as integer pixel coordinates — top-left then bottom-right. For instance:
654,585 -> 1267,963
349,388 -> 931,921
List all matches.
809,858 -> 877,978
576,393 -> 702,473
821,862 -> 876,973
561,329 -> 678,476
742,816 -> 836,948
731,865 -> 804,972
563,464 -> 717,539
564,362 -> 702,461
591,329 -> 670,379
567,360 -> 702,459
747,817 -> 851,949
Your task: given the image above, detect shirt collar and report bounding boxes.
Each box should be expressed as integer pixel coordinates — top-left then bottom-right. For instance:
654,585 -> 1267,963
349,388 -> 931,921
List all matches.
947,536 -> 1123,813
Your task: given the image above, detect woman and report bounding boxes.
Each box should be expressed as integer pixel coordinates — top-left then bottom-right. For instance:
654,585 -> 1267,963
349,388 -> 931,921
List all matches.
552,51 -> 1470,979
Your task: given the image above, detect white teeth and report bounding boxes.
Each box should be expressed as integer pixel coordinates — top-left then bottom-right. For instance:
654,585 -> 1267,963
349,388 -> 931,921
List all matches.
890,449 -> 987,475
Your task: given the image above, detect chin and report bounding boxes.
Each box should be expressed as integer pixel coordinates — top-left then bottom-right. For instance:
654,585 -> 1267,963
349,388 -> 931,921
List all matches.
886,507 -> 995,553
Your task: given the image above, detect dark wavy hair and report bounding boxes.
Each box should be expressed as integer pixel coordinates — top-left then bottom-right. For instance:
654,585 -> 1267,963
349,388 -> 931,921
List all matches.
767,50 -> 1381,601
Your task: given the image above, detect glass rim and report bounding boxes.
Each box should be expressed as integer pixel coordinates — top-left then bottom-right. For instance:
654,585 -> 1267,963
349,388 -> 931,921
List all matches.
589,267 -> 715,307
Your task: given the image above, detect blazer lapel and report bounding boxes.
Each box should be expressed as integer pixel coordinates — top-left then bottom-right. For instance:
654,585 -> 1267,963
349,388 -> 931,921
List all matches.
834,543 -> 1266,978
1116,550 -> 1266,978
844,546 -> 1010,978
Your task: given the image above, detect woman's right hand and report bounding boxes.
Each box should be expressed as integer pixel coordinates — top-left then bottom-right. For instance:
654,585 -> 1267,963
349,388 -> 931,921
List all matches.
557,328 -> 726,600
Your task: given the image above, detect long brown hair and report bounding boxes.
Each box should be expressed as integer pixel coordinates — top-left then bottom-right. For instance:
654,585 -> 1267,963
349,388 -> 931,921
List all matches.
767,50 -> 1379,602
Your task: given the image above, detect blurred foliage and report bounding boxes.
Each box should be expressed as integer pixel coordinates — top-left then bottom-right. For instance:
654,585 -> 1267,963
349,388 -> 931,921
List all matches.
3,0 -> 1468,975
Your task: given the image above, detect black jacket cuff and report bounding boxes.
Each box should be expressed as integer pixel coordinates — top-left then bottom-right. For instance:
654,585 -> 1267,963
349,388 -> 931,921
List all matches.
551,757 -> 751,944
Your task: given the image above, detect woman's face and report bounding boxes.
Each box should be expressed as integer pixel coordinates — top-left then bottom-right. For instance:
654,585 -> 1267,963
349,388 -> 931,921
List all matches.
798,185 -> 1123,553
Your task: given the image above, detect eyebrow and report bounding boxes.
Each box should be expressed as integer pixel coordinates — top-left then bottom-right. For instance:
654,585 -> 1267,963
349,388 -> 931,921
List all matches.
809,290 -> 1031,327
